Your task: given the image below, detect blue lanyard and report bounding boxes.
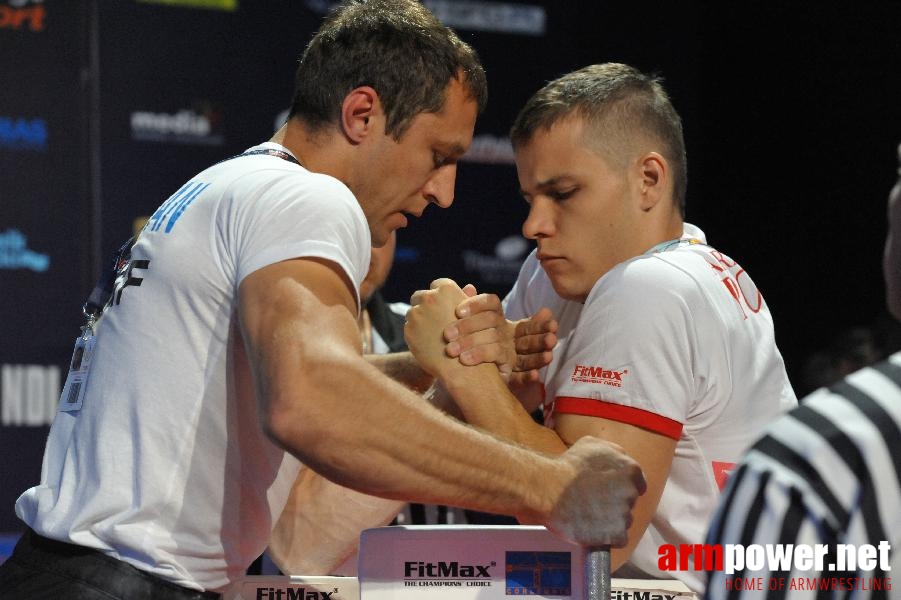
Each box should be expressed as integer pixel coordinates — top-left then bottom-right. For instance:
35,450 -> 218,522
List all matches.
645,237 -> 704,255
215,147 -> 302,167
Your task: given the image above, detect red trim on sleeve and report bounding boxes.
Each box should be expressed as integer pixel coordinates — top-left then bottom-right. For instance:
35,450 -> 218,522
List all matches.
554,396 -> 683,440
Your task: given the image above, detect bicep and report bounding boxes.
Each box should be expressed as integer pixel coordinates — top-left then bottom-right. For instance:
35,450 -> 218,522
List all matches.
238,257 -> 361,430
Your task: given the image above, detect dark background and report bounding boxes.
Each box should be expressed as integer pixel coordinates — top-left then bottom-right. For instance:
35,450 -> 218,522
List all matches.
2,0 -> 900,537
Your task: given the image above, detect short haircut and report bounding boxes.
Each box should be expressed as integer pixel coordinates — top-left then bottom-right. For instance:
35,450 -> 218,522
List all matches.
290,0 -> 487,139
510,63 -> 687,214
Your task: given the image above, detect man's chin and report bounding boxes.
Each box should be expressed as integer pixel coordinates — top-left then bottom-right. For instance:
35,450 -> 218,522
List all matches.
549,278 -> 588,304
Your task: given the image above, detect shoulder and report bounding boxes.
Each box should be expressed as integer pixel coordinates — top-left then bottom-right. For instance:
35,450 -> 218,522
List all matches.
208,149 -> 357,209
253,167 -> 356,208
590,253 -> 706,312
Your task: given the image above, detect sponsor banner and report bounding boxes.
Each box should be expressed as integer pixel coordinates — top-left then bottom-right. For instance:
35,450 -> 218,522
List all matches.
0,0 -> 45,33
1,363 -> 60,427
505,551 -> 571,595
300,0 -> 546,36
224,576 -> 357,600
137,0 -> 238,10
358,525 -> 582,599
461,235 -> 531,287
0,116 -> 47,151
0,361 -> 65,530
0,228 -> 50,272
461,134 -> 515,165
0,532 -> 21,565
424,0 -> 546,36
130,106 -> 225,146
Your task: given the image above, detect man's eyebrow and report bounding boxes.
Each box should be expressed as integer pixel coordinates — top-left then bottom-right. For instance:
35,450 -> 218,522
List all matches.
446,142 -> 467,158
520,175 -> 576,196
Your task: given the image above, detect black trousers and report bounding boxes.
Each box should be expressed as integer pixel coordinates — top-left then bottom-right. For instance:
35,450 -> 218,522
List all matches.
0,529 -> 221,599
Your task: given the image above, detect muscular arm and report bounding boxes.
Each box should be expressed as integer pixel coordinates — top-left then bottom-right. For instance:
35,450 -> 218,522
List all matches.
241,258 -> 540,509
554,413 -> 676,571
239,258 -> 645,544
268,467 -> 404,575
365,351 -> 434,393
407,279 -> 668,567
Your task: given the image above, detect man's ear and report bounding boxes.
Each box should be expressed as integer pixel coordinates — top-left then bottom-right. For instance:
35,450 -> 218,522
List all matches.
637,151 -> 668,211
341,86 -> 379,144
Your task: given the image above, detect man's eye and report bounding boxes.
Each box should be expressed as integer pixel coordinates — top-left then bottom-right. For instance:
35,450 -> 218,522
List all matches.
551,188 -> 576,201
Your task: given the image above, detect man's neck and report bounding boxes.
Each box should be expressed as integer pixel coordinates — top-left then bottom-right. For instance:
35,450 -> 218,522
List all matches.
270,119 -> 352,184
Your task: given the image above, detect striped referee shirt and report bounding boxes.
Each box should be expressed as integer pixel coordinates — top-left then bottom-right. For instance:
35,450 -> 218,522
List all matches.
704,352 -> 901,600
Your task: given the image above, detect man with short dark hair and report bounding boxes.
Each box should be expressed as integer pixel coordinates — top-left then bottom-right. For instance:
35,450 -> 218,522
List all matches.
0,6 -> 645,598
406,63 -> 796,593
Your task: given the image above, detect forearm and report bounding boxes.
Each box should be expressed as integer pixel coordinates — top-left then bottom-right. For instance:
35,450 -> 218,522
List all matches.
269,467 -> 404,575
269,347 -> 564,523
244,267 -> 644,548
441,363 -> 567,455
366,351 -> 434,393
422,380 -> 464,420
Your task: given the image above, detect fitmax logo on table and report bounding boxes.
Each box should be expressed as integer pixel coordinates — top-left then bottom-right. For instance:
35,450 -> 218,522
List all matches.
403,560 -> 495,589
254,587 -> 336,600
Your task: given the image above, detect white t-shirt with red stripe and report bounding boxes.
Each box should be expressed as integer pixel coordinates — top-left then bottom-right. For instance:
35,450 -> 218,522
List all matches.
503,224 -> 797,592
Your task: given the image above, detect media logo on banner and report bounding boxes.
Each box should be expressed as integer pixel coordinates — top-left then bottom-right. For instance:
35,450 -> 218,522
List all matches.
505,551 -> 571,596
302,0 -> 545,36
0,116 -> 48,152
0,0 -> 45,32
1,364 -> 60,426
660,542 -> 892,593
424,0 -> 545,36
0,229 -> 49,272
462,235 -> 531,286
130,104 -> 225,146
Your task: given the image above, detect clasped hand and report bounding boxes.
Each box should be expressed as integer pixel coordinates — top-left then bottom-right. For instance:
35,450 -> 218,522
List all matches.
405,278 -> 558,384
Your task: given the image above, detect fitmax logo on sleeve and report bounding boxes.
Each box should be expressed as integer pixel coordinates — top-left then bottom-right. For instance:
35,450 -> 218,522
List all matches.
571,364 -> 629,388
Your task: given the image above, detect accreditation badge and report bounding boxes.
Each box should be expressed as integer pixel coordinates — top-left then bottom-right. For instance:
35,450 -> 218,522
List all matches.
59,328 -> 96,412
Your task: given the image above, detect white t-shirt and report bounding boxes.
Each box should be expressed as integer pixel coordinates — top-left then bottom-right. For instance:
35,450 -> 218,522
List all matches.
504,224 -> 797,592
15,143 -> 371,592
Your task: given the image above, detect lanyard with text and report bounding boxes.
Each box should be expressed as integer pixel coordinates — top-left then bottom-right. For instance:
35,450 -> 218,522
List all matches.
214,147 -> 302,167
645,237 -> 704,255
